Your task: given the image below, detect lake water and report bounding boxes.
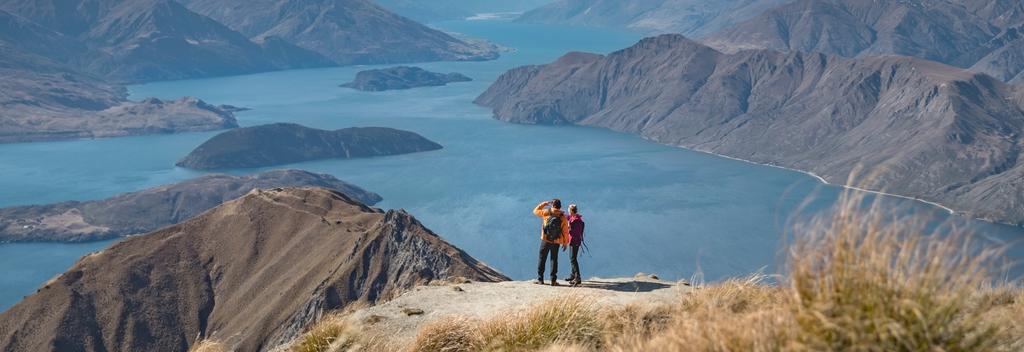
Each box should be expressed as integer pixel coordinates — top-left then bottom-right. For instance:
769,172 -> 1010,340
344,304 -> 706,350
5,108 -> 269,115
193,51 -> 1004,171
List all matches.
1,20 -> 1022,312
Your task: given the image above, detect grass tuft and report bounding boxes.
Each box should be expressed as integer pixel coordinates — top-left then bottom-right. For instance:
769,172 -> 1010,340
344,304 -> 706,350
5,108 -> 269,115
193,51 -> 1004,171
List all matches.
478,297 -> 603,351
290,316 -> 361,352
410,316 -> 483,352
190,340 -> 228,352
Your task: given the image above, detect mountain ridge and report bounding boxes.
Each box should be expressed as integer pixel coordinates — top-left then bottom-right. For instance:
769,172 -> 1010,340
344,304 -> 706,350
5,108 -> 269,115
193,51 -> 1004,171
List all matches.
0,187 -> 508,352
476,34 -> 1024,225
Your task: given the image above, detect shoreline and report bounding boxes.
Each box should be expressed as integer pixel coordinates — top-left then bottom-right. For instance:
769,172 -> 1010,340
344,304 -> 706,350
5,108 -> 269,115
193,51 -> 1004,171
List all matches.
638,136 -> 962,215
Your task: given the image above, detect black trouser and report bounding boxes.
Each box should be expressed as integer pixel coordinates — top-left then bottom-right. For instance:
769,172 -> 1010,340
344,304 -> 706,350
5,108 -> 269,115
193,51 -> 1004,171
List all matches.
568,244 -> 581,282
537,241 -> 560,280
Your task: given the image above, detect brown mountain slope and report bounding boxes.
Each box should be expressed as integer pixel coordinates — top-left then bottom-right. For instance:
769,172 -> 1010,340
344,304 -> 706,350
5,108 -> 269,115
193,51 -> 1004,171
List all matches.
0,169 -> 381,243
0,9 -> 239,143
178,0 -> 498,65
0,0 -> 332,83
702,0 -> 1024,82
516,0 -> 789,37
0,187 -> 507,352
476,34 -> 1024,225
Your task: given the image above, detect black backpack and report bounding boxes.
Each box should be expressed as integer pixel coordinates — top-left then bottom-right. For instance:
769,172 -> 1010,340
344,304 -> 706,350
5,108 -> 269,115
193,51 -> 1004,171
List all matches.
543,214 -> 563,242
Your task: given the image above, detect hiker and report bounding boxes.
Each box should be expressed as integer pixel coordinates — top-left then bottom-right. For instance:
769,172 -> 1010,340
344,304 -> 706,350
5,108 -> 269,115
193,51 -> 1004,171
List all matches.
564,204 -> 585,286
534,198 -> 569,286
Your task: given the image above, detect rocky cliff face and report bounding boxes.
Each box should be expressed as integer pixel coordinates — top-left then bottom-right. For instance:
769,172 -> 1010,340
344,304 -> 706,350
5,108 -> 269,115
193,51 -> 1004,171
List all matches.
517,0 -> 790,37
177,123 -> 443,170
341,66 -> 472,91
702,0 -> 1024,83
0,169 -> 381,243
178,0 -> 499,65
0,187 -> 508,352
476,34 -> 1024,225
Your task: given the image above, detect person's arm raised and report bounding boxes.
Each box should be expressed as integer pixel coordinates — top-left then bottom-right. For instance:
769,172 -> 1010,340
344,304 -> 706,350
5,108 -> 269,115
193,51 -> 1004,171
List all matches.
533,201 -> 549,217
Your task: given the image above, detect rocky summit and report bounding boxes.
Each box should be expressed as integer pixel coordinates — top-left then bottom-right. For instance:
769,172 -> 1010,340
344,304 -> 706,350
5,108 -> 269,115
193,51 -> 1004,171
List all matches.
176,123 -> 443,170
0,187 -> 508,352
0,169 -> 381,243
476,34 -> 1024,225
341,66 -> 472,91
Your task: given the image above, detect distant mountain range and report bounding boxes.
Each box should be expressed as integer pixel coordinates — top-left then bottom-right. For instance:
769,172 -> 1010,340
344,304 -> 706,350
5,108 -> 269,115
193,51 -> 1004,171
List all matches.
519,0 -> 1024,84
703,0 -> 1024,84
517,0 -> 790,37
0,0 -> 499,143
477,34 -> 1024,225
178,0 -> 498,65
368,0 -> 552,23
0,187 -> 507,352
0,0 -> 497,83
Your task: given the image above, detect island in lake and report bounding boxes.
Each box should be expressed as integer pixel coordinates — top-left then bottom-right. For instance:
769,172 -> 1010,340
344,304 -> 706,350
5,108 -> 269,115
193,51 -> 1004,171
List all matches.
341,66 -> 472,91
0,170 -> 380,243
176,123 -> 443,169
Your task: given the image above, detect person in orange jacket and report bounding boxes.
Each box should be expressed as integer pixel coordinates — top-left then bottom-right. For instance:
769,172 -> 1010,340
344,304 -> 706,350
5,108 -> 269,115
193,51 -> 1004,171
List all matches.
534,198 -> 570,286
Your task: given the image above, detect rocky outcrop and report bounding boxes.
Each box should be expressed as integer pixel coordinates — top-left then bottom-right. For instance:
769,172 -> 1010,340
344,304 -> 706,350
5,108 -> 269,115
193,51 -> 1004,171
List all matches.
517,0 -> 789,37
178,0 -> 499,65
341,66 -> 472,91
0,187 -> 508,352
177,123 -> 443,170
0,170 -> 381,243
476,34 -> 1024,225
702,0 -> 1024,83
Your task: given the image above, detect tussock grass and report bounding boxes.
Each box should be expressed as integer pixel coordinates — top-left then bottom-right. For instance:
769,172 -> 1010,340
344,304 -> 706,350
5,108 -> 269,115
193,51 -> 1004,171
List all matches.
410,316 -> 483,352
786,193 -> 1013,351
190,340 -> 228,352
290,316 -> 362,352
478,297 -> 603,351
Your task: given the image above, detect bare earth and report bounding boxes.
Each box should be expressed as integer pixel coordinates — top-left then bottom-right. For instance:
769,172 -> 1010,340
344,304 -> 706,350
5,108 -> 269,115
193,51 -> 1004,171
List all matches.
346,276 -> 691,347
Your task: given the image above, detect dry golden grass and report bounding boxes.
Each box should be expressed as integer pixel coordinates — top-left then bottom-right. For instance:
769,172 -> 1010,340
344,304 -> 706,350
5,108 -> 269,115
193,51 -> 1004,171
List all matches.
410,316 -> 483,352
190,340 -> 228,352
289,315 -> 363,352
477,297 -> 603,351
785,192 -> 1013,351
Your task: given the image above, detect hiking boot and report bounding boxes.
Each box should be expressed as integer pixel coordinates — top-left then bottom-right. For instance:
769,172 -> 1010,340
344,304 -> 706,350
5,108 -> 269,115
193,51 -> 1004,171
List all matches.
550,279 -> 560,286
564,275 -> 575,281
535,278 -> 545,285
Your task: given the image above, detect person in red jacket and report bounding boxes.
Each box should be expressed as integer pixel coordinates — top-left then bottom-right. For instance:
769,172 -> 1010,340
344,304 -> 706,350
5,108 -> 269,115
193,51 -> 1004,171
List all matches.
564,204 -> 585,286
534,198 -> 569,286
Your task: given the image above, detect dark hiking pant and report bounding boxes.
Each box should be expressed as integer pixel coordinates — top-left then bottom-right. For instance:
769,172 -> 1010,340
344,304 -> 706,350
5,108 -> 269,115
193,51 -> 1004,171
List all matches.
568,244 -> 581,283
537,241 -> 560,280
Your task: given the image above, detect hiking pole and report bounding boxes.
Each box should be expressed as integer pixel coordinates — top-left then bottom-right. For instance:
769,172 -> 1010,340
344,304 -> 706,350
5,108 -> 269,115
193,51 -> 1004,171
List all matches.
582,241 -> 592,258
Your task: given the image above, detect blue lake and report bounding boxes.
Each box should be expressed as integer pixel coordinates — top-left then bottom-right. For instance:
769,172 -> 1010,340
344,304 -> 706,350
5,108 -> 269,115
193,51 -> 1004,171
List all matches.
1,20 -> 1021,311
